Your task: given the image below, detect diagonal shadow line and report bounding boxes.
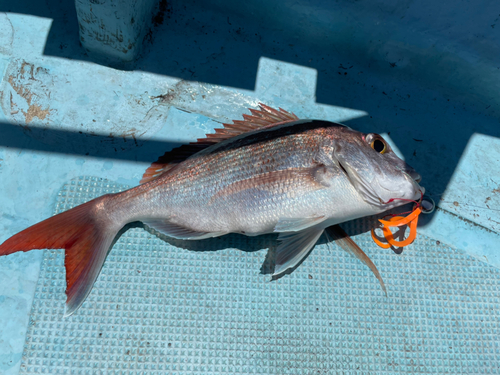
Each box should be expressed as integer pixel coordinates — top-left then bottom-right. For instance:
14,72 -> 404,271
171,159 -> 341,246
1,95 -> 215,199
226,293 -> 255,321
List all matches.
0,122 -> 184,162
0,119 -> 349,163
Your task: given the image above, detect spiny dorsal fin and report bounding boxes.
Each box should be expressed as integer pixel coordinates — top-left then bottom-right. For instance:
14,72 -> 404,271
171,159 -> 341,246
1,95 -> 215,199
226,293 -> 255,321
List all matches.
140,104 -> 299,184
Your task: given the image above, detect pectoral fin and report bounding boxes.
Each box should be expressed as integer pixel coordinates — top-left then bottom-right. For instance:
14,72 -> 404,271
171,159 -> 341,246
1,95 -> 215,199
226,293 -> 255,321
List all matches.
325,225 -> 387,296
273,226 -> 324,276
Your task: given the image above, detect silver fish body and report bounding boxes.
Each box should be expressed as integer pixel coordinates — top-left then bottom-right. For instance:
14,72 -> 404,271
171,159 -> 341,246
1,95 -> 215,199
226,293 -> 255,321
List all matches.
112,120 -> 422,237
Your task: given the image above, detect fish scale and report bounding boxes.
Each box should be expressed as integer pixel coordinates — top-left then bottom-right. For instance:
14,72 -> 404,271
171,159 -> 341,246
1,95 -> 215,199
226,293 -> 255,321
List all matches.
167,133 -> 316,192
144,130 -> 337,234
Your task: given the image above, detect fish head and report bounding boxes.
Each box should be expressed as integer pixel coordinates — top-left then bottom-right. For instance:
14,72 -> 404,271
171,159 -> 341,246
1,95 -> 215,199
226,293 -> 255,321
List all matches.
332,129 -> 424,210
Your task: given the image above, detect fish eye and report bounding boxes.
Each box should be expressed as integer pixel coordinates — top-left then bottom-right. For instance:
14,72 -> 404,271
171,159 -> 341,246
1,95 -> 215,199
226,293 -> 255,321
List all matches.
371,138 -> 387,154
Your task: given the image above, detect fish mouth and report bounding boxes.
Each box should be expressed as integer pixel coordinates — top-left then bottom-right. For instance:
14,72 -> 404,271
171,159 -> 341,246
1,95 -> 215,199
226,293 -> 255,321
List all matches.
338,159 -> 425,209
378,172 -> 425,206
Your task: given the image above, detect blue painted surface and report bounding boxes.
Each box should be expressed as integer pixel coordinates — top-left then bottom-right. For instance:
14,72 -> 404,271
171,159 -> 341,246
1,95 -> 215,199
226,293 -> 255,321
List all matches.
75,0 -> 158,66
0,0 -> 500,373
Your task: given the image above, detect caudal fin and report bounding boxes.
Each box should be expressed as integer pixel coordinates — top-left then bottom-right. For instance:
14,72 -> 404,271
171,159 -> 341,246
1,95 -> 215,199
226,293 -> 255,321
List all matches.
0,194 -> 121,316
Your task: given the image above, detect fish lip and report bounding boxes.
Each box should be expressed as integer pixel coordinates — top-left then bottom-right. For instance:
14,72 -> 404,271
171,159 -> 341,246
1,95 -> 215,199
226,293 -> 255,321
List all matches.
379,172 -> 425,205
380,171 -> 425,208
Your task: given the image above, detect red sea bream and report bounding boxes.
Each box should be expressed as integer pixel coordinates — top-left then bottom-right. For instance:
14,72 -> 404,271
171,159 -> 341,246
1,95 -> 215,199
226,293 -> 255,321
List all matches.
0,104 -> 424,315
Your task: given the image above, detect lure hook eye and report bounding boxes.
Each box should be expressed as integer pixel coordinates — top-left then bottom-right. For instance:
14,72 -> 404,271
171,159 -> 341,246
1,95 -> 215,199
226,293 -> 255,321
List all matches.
420,196 -> 435,214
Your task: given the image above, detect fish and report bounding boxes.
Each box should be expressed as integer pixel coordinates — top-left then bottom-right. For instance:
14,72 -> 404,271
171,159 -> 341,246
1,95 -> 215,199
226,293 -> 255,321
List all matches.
0,104 -> 424,316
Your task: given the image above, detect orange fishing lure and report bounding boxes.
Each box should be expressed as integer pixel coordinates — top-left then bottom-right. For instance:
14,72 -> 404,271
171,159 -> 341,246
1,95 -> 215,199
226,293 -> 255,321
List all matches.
371,193 -> 424,250
371,207 -> 422,249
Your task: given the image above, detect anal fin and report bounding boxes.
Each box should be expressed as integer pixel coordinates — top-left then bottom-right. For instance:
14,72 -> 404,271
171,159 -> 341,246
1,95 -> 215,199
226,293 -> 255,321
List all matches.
143,219 -> 225,240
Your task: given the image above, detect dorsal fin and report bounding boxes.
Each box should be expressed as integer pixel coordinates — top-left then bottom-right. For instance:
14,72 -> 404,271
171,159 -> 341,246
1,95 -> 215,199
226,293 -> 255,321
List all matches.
140,104 -> 299,184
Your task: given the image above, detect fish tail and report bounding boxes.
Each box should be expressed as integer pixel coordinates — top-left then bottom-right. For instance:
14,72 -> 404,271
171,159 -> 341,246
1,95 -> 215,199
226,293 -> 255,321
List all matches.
0,194 -> 122,316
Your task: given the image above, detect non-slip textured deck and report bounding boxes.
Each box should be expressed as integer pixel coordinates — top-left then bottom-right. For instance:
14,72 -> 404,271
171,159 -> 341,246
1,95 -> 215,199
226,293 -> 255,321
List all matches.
19,177 -> 500,374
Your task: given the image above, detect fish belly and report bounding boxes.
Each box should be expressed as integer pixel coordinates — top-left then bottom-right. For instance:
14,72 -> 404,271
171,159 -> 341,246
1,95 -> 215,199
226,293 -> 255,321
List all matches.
158,172 -> 378,236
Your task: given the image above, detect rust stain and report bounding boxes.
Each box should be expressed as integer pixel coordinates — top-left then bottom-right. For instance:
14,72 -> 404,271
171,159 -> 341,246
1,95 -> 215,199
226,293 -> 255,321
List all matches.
8,74 -> 50,124
25,103 -> 50,123
9,76 -> 33,104
20,61 -> 35,80
9,92 -> 19,115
